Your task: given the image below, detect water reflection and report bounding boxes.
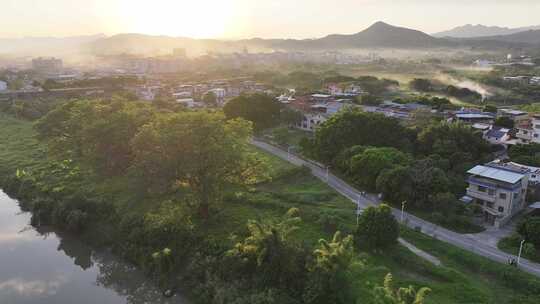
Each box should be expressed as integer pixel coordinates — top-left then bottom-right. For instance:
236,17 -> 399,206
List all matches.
0,191 -> 189,304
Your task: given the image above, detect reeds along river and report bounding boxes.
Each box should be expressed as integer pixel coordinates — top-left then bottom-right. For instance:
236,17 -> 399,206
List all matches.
0,190 -> 189,304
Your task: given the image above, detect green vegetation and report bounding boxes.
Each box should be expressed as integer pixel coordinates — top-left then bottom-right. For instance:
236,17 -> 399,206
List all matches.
356,204 -> 399,250
508,143 -> 540,167
224,93 -> 282,131
2,110 -> 540,303
303,109 -> 488,233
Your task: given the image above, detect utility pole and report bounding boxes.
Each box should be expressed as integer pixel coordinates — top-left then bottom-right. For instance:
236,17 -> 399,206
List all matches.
518,239 -> 526,265
287,146 -> 292,160
356,194 -> 361,226
326,166 -> 330,182
401,201 -> 407,223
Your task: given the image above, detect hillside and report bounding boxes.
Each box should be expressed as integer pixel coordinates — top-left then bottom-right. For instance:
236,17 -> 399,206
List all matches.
434,24 -> 540,38
469,29 -> 540,45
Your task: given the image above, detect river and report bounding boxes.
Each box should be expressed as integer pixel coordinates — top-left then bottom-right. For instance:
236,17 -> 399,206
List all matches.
0,190 -> 190,304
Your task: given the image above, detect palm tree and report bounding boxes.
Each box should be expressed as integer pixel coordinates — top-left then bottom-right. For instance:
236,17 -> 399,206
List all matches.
372,273 -> 431,304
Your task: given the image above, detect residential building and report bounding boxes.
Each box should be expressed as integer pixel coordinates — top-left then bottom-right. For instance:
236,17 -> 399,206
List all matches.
298,113 -> 327,131
497,109 -> 529,122
464,165 -> 528,227
32,57 -> 63,74
451,111 -> 495,125
489,159 -> 540,186
516,114 -> 540,144
483,127 -> 512,145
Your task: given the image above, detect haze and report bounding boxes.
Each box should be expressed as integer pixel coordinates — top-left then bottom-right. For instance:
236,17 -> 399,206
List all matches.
2,0 -> 540,39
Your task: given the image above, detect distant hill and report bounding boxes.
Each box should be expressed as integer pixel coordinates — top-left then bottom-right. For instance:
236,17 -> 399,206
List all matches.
306,21 -> 454,49
465,29 -> 540,45
434,24 -> 540,38
0,34 -> 106,56
88,22 -> 456,56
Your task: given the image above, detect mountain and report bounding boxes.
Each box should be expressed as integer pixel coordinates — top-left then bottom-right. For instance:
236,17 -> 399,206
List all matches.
434,24 -> 540,38
311,21 -> 453,48
468,29 -> 540,45
0,34 -> 106,56
88,21 -> 455,56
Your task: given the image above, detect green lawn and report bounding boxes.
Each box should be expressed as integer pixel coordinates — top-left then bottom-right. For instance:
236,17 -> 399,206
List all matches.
2,114 -> 540,303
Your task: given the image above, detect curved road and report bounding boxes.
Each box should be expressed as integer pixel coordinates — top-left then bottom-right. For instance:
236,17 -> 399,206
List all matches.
252,139 -> 540,278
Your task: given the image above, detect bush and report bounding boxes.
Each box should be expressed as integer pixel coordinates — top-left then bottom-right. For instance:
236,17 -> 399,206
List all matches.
355,204 -> 399,251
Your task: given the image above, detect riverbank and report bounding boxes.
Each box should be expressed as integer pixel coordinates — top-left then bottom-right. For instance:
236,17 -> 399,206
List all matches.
3,114 -> 540,303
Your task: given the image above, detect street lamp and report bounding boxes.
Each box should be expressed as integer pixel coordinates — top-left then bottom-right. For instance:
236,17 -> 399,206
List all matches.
287,146 -> 292,160
356,194 -> 362,225
401,201 -> 407,223
325,166 -> 330,182
518,239 -> 526,265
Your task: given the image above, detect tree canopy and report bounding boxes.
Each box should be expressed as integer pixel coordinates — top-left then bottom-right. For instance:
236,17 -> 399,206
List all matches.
312,109 -> 415,163
223,93 -> 282,131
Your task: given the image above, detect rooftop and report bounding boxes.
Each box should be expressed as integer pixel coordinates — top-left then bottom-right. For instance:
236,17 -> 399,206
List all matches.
468,165 -> 525,184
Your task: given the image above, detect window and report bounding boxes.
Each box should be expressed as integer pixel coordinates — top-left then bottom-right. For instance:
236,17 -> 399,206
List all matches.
488,189 -> 495,196
532,175 -> 537,179
535,134 -> 539,138
535,125 -> 540,129
514,193 -> 519,199
478,186 -> 487,193
487,202 -> 494,208
499,193 -> 507,200
498,207 -> 504,213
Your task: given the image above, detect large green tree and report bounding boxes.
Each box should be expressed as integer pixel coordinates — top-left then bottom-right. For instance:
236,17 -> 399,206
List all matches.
355,204 -> 399,251
313,109 -> 415,163
131,111 -> 260,218
417,122 -> 490,170
223,93 -> 282,131
349,147 -> 411,191
34,98 -> 154,175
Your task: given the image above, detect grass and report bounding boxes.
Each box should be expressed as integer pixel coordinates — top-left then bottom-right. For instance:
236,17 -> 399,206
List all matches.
499,235 -> 540,263
2,114 -> 540,303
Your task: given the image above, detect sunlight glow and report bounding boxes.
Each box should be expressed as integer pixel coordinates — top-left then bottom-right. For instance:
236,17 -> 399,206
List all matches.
119,0 -> 236,38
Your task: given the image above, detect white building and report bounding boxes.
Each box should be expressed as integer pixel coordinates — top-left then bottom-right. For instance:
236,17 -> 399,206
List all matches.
0,80 -> 7,91
464,165 -> 528,228
516,114 -> 540,144
298,113 -> 327,131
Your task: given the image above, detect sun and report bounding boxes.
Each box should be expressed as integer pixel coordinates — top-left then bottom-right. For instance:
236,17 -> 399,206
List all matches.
119,0 -> 235,38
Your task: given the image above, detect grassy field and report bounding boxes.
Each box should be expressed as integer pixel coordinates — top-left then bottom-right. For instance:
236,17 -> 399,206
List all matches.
499,236 -> 540,264
2,114 -> 540,303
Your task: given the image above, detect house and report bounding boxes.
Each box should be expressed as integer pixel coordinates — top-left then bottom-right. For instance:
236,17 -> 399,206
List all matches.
464,165 -> 528,227
483,127 -> 512,145
451,111 -> 495,125
326,83 -> 344,96
497,109 -> 529,122
489,159 -> 540,186
176,98 -> 202,108
516,114 -> 540,144
311,94 -> 333,103
298,113 -> 327,131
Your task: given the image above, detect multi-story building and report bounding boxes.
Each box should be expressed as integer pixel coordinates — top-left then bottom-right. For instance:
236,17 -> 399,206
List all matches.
516,114 -> 540,144
465,165 -> 528,228
32,57 -> 63,74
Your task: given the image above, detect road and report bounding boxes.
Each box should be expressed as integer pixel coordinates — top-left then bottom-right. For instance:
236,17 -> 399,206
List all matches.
252,139 -> 540,278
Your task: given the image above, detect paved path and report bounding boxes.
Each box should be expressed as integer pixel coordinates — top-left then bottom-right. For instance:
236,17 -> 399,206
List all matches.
252,139 -> 540,277
399,238 -> 442,266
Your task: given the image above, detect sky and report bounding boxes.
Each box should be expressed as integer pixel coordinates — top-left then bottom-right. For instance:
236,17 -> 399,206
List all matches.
2,0 -> 540,39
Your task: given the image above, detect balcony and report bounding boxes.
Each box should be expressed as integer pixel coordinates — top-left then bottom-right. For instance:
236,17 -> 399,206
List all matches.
466,188 -> 496,203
